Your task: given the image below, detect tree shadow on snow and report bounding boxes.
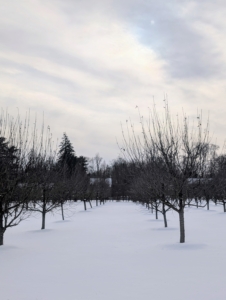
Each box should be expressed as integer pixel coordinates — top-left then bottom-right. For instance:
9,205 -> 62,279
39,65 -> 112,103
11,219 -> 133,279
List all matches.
54,220 -> 71,223
152,227 -> 177,231
217,212 -> 226,215
27,229 -> 54,233
0,245 -> 20,251
162,243 -> 207,251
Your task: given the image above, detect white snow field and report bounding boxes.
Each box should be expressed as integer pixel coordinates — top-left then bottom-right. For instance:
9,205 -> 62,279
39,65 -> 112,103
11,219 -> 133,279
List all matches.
1,200 -> 226,300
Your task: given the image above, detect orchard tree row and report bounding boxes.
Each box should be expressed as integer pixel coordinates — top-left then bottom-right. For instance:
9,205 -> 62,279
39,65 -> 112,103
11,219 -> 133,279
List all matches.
2,103 -> 226,246
113,101 -> 226,243
0,113 -> 111,246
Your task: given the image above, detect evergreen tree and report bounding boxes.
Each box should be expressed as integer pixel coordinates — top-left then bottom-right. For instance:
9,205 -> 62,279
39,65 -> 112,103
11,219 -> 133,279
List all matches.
58,133 -> 77,175
0,137 -> 29,245
77,156 -> 88,173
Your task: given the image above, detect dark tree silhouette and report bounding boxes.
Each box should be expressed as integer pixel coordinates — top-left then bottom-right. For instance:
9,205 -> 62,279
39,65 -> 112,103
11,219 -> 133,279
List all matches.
58,133 -> 77,175
120,102 -> 210,243
0,137 -> 31,245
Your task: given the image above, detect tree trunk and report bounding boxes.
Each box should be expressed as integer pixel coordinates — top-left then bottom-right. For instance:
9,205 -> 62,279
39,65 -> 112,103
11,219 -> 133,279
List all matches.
96,199 -> 98,206
41,211 -> 46,230
0,209 -> 4,246
179,208 -> 185,243
207,199 -> 209,210
162,203 -> 167,227
83,200 -> 87,211
163,211 -> 167,227
223,201 -> 226,212
0,227 -> 4,246
0,206 -> 3,245
195,198 -> 198,208
61,202 -> 65,220
41,190 -> 46,230
89,200 -> 92,208
155,204 -> 158,219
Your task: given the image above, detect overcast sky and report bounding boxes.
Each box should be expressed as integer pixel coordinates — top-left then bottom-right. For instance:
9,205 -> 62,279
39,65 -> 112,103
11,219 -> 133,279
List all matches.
1,0 -> 226,162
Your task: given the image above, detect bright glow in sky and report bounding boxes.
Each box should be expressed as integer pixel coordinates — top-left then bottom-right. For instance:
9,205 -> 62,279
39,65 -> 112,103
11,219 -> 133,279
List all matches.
1,0 -> 226,161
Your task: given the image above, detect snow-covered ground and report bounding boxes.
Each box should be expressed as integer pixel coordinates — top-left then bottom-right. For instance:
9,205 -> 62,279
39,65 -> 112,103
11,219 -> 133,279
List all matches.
1,200 -> 226,300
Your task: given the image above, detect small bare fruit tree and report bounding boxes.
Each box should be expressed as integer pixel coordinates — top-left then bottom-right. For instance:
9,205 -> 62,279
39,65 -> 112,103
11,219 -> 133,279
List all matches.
120,102 -> 211,243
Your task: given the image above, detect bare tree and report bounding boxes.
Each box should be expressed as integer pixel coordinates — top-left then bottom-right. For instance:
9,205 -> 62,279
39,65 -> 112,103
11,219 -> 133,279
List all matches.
26,129 -> 61,230
89,154 -> 111,205
120,102 -> 210,243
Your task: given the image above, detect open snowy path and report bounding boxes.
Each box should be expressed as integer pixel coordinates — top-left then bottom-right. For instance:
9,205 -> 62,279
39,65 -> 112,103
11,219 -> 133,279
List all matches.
1,201 -> 226,300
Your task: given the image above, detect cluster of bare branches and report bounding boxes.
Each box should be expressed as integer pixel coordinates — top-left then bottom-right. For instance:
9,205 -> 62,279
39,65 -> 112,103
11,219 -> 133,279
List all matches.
0,111 -> 97,246
119,101 -> 225,243
88,154 -> 112,207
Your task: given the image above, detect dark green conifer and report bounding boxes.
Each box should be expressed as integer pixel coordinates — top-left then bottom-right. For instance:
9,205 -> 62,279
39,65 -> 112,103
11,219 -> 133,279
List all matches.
58,133 -> 77,175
